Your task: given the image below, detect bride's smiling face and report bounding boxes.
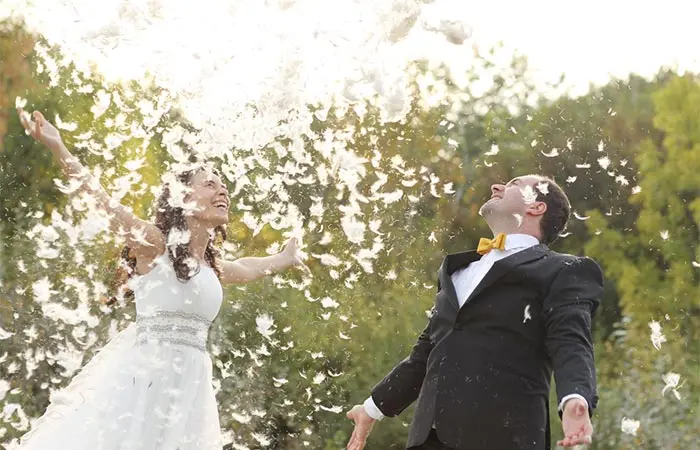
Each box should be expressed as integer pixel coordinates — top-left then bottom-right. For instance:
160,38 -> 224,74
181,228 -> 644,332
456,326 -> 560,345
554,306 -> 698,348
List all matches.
186,169 -> 230,227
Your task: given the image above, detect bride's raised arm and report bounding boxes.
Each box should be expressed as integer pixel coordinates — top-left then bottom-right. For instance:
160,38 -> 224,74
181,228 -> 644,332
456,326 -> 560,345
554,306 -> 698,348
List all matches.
217,237 -> 308,285
17,108 -> 165,259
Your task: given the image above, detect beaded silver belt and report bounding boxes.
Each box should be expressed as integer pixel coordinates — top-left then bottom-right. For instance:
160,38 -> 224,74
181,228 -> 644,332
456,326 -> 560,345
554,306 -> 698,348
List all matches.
135,311 -> 211,352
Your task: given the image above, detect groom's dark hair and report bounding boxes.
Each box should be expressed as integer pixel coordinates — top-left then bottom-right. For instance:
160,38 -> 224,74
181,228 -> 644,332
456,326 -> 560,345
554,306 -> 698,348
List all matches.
531,175 -> 571,245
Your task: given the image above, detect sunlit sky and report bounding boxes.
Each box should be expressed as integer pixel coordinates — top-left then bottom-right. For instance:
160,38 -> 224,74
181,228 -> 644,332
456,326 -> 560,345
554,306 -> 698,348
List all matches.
440,0 -> 700,95
4,0 -> 699,98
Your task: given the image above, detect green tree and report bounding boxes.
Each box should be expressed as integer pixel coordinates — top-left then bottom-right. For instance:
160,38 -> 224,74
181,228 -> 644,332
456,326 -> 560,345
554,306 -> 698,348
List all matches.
0,19 -> 34,145
584,74 -> 700,450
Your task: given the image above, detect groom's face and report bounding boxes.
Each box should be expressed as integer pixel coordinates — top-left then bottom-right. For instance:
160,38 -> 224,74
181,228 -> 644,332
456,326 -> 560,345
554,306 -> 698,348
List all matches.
479,175 -> 546,221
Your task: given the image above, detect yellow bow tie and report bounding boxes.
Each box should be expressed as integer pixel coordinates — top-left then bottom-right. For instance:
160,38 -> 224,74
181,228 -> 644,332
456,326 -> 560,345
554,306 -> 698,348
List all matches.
477,233 -> 506,255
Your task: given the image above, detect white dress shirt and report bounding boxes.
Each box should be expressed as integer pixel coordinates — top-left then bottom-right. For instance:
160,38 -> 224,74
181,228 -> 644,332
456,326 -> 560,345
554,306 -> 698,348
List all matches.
363,233 -> 587,420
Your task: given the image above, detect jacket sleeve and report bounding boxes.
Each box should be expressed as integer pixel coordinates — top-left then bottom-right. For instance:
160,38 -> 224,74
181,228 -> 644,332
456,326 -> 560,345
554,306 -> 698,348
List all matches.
542,256 -> 604,418
369,316 -> 435,417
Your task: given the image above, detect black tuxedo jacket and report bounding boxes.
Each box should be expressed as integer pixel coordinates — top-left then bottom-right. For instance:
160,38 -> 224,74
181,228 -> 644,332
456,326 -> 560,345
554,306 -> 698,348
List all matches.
370,244 -> 604,450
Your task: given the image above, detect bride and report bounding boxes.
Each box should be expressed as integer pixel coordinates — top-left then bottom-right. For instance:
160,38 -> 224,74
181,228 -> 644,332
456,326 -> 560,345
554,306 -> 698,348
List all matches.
14,108 -> 308,449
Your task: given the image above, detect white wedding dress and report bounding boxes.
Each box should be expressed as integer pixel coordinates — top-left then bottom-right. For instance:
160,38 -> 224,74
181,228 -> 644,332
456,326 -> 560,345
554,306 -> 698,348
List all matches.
17,253 -> 224,449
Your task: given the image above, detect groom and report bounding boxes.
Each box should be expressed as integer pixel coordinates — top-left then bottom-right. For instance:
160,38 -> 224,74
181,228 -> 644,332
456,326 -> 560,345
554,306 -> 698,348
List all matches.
346,175 -> 604,450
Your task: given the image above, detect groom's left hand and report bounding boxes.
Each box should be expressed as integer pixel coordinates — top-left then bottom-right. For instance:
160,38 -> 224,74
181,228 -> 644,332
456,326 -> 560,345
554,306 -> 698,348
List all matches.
558,398 -> 593,447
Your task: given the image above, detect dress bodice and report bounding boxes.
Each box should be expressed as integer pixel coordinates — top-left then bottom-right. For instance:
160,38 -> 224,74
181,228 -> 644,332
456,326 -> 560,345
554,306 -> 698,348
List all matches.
127,253 -> 223,351
128,253 -> 223,319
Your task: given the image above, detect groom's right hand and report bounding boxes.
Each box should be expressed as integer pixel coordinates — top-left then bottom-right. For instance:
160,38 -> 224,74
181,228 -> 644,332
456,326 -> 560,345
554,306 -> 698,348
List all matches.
346,405 -> 376,450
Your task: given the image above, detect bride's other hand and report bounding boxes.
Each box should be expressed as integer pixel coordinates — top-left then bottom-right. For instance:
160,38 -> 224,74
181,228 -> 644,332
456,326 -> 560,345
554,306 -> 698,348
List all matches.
17,108 -> 64,151
282,237 -> 311,276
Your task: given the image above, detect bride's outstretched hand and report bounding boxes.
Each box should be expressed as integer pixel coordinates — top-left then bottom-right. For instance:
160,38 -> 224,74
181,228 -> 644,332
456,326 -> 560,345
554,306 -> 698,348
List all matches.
282,237 -> 311,276
17,108 -> 64,150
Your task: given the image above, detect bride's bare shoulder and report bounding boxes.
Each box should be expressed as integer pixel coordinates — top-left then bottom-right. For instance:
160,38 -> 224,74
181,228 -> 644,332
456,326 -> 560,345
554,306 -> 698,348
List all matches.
131,247 -> 166,276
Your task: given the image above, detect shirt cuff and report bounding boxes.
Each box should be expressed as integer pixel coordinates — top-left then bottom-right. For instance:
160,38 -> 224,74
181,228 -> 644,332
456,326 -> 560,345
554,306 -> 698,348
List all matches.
559,394 -> 589,412
363,396 -> 385,421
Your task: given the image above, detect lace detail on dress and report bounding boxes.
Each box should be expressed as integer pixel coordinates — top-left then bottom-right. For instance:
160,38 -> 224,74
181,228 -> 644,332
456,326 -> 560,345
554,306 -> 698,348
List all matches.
135,311 -> 211,352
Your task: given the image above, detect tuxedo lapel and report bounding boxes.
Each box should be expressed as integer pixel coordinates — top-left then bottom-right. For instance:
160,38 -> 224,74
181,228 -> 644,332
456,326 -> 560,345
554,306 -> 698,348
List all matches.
439,251 -> 482,310
462,244 -> 549,307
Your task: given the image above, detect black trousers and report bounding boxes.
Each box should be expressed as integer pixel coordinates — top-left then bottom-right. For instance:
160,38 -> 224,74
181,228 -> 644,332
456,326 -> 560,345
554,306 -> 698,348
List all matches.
408,429 -> 455,450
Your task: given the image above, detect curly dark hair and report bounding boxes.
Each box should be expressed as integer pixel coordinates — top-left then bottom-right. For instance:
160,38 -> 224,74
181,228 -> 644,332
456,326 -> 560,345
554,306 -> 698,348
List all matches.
103,165 -> 227,306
